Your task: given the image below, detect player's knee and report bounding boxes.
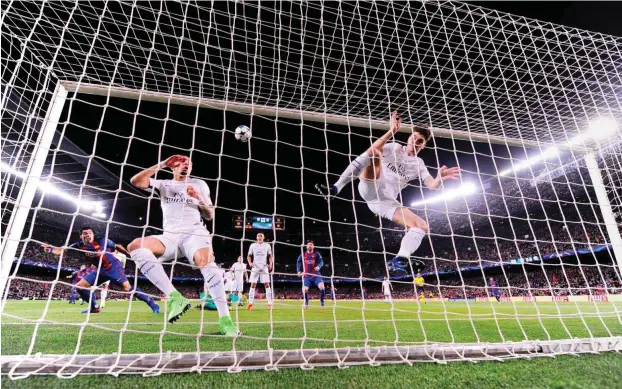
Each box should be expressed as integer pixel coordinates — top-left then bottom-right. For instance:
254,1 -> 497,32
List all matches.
418,222 -> 430,234
193,249 -> 213,268
128,238 -> 144,252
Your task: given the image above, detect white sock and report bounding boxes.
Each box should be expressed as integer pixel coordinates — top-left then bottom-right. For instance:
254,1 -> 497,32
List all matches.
101,289 -> 108,304
131,248 -> 176,295
237,291 -> 243,301
334,152 -> 371,193
388,295 -> 392,303
200,263 -> 230,318
249,288 -> 256,304
397,228 -> 426,258
265,287 -> 273,305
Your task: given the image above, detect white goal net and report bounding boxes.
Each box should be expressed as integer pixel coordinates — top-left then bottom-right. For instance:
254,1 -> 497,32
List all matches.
1,0 -> 622,377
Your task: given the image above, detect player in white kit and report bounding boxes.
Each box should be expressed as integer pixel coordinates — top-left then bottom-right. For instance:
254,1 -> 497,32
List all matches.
128,154 -> 239,336
246,233 -> 274,311
224,268 -> 234,293
381,277 -> 393,304
230,256 -> 247,301
316,112 -> 460,265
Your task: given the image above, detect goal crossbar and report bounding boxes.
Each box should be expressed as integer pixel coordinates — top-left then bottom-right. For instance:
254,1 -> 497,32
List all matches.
2,337 -> 620,376
60,81 -> 574,151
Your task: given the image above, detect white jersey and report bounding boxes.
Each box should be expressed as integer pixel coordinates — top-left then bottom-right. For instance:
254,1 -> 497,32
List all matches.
148,178 -> 212,233
380,142 -> 431,200
248,242 -> 272,268
225,270 -> 233,284
382,280 -> 392,294
231,262 -> 247,279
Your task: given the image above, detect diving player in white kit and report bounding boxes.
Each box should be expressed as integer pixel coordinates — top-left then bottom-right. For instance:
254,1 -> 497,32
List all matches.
128,154 -> 239,336
316,112 -> 460,265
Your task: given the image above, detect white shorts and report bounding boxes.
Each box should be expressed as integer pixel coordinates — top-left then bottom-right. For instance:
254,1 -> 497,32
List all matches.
232,278 -> 244,292
152,227 -> 212,265
249,265 -> 270,284
358,180 -> 401,220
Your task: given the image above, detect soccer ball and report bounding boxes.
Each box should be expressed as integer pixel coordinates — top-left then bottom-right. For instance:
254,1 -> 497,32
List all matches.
234,125 -> 252,142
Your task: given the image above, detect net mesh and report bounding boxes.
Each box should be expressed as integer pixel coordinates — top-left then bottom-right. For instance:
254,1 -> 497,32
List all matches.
1,0 -> 622,376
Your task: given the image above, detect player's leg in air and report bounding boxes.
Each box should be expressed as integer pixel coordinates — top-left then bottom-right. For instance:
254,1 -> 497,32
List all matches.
129,237 -> 190,322
100,281 -> 110,308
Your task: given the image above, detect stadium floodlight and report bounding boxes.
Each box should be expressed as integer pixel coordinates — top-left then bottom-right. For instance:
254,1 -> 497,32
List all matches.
499,146 -> 559,177
570,117 -> 619,146
411,182 -> 478,207
0,161 -> 104,212
91,212 -> 107,218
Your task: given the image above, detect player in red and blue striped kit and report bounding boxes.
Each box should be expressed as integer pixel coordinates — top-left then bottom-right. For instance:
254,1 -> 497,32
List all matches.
43,227 -> 159,314
296,241 -> 326,309
489,277 -> 501,302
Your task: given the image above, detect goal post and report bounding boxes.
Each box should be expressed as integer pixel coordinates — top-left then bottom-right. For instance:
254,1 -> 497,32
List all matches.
0,82 -> 68,308
2,0 -> 622,379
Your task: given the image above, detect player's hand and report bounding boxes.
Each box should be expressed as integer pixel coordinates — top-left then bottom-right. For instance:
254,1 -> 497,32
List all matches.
268,263 -> 273,272
186,185 -> 202,201
314,266 -> 320,271
437,165 -> 460,181
297,272 -> 302,278
162,154 -> 187,169
40,244 -> 52,253
389,111 -> 402,134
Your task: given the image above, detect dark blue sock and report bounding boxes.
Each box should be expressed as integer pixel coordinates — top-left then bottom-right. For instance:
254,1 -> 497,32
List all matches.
77,288 -> 97,310
304,292 -> 309,305
70,288 -> 77,303
320,289 -> 325,306
130,286 -> 154,306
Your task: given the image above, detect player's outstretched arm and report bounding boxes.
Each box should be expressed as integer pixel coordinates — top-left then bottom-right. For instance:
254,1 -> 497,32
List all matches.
41,244 -> 64,256
130,155 -> 186,189
423,165 -> 461,190
367,111 -> 401,155
115,244 -> 131,256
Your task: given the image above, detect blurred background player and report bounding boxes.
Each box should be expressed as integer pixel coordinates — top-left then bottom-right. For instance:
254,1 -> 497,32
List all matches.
316,112 -> 460,266
419,291 -> 427,304
223,265 -> 234,296
43,227 -> 159,314
247,233 -> 274,310
230,256 -> 248,302
489,277 -> 501,302
100,249 -> 128,308
65,264 -> 87,304
414,273 -> 424,287
381,277 -> 393,304
128,154 -> 239,335
297,241 -> 326,309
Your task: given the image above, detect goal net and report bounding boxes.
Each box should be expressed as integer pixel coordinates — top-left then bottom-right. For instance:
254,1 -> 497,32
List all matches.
2,0 -> 621,377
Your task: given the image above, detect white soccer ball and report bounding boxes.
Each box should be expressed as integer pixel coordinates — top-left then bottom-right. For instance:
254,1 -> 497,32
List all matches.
234,125 -> 252,142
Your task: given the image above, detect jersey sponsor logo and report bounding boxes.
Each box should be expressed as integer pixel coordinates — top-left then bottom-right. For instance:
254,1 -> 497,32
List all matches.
164,191 -> 193,204
386,162 -> 409,180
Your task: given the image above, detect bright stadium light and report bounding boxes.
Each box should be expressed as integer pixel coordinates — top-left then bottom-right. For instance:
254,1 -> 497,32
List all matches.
0,161 -> 104,212
411,182 -> 478,207
91,212 -> 107,218
499,146 -> 559,177
587,117 -> 619,140
569,117 -> 619,146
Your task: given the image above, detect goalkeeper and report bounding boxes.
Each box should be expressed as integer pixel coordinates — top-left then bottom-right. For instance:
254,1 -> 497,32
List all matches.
197,291 -> 247,311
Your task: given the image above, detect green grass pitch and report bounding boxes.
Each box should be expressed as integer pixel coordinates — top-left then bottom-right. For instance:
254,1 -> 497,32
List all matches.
2,299 -> 621,388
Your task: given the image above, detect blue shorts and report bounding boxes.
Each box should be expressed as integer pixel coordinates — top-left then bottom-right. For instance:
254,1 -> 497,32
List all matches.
303,277 -> 323,288
492,290 -> 500,297
83,260 -> 128,286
